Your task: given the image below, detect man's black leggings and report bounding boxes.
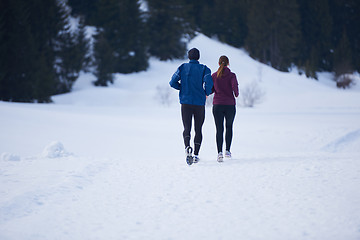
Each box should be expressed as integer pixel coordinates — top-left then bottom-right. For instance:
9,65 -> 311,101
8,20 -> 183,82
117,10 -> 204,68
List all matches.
212,105 -> 236,153
181,104 -> 205,155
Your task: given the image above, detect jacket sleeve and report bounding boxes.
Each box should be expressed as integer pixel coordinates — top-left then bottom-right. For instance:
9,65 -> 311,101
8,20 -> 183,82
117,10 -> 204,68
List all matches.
203,67 -> 213,96
211,73 -> 216,94
232,73 -> 239,97
169,67 -> 181,90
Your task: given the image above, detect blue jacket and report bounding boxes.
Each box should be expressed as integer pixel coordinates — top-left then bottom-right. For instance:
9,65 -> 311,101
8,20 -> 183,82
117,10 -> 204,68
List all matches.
169,60 -> 213,106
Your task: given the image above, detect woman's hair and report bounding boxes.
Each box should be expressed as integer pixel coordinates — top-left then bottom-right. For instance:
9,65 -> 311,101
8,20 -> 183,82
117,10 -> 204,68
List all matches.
217,55 -> 229,78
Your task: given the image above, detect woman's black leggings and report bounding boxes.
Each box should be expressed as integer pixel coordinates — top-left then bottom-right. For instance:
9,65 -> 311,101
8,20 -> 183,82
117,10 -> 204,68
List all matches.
212,105 -> 236,153
181,104 -> 205,155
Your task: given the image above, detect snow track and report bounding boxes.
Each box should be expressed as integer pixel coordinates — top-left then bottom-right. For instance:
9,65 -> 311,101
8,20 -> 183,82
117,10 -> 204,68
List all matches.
0,155 -> 110,228
323,129 -> 360,153
1,153 -> 359,239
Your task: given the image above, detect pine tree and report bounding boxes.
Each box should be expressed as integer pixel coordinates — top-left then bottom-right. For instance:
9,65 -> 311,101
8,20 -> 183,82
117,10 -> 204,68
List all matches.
0,0 -> 88,102
146,0 -> 194,60
329,0 -> 360,72
102,0 -> 148,73
93,30 -> 114,86
76,17 -> 92,71
246,0 -> 300,71
223,0 -> 248,47
92,0 -> 148,86
197,0 -> 215,37
32,0 -> 88,101
0,0 -> 41,102
180,0 -> 202,32
304,47 -> 319,79
197,0 -> 248,48
56,16 -> 90,93
67,0 -> 99,25
298,0 -> 332,78
333,29 -> 352,77
245,0 -> 271,64
27,0 -> 69,102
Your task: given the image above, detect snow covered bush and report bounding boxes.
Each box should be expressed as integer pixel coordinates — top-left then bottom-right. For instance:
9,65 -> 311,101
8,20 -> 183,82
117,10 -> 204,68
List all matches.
42,141 -> 72,158
1,152 -> 21,161
239,81 -> 265,108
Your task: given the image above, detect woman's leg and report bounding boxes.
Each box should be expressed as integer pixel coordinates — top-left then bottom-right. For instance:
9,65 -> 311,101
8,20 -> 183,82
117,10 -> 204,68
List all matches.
212,105 -> 225,153
224,105 -> 236,152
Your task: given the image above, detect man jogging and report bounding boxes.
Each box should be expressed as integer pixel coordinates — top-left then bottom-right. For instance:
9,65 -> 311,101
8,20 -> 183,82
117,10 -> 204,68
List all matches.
169,48 -> 213,165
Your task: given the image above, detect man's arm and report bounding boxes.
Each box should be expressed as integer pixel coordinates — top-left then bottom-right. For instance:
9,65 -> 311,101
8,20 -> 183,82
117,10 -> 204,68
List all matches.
169,67 -> 181,90
203,67 -> 213,96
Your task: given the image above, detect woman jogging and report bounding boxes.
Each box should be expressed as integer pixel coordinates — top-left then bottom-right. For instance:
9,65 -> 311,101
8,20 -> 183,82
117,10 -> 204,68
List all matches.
211,55 -> 239,162
169,48 -> 213,165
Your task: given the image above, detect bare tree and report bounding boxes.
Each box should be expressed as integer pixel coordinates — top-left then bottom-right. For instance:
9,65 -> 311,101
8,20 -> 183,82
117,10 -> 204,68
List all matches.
239,81 -> 265,108
335,73 -> 355,89
155,85 -> 173,106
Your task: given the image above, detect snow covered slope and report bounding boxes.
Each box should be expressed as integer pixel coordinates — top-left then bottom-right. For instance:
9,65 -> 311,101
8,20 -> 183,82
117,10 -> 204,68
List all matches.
1,34 -> 360,240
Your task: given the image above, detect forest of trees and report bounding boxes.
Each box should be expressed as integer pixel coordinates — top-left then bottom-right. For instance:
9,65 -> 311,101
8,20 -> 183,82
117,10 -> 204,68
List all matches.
0,0 -> 359,102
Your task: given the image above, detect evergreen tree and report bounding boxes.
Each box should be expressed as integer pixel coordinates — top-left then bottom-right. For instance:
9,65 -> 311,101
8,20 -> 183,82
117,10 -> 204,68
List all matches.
329,0 -> 360,72
246,0 -> 301,71
99,0 -> 148,73
92,0 -> 148,85
298,0 -> 332,78
197,0 -> 248,48
304,47 -> 319,79
146,0 -> 194,60
76,17 -> 92,71
56,16 -> 90,93
181,0 -> 204,32
67,0 -> 99,25
0,0 -> 88,102
333,29 -> 353,77
0,0 -> 49,102
197,0 -> 215,37
28,0 -> 69,102
93,30 -> 114,86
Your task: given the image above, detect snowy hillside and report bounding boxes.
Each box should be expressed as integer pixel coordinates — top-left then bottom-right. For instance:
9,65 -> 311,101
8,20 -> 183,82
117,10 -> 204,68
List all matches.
1,34 -> 360,240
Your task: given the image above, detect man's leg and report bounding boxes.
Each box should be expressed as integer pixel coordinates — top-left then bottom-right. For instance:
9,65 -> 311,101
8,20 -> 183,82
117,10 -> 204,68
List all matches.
193,105 -> 205,155
181,104 -> 193,148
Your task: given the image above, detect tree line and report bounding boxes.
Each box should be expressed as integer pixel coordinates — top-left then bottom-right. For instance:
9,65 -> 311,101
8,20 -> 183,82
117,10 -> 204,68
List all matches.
193,0 -> 359,79
0,0 -> 359,102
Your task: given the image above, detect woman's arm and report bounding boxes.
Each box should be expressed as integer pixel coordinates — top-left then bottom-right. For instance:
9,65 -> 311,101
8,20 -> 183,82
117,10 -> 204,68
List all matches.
232,74 -> 239,97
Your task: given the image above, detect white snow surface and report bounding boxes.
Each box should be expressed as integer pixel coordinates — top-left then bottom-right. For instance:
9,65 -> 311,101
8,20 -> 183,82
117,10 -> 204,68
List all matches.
1,34 -> 360,240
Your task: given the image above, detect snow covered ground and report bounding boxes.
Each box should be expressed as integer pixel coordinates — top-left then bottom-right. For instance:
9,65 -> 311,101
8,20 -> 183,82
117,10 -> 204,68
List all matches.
1,34 -> 360,240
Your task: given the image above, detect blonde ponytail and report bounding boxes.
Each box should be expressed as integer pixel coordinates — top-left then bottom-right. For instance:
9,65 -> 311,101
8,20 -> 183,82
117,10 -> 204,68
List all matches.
216,55 -> 229,78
